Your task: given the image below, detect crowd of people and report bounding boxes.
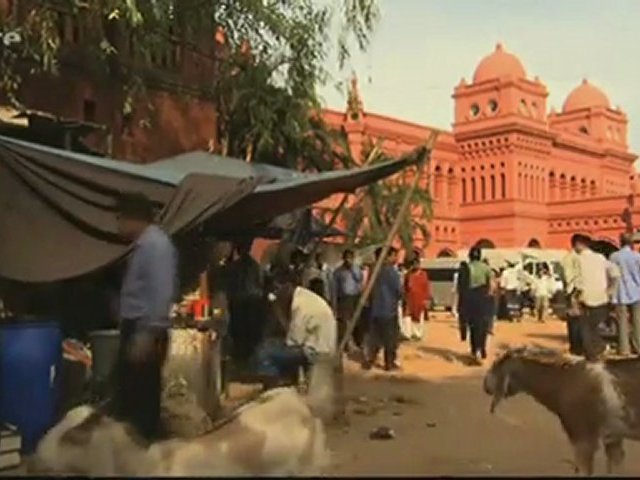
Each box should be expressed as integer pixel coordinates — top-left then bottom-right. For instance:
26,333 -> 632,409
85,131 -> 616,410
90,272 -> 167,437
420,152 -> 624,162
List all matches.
256,245 -> 433,375
563,232 -> 629,361
452,248 -> 562,365
453,231 -> 640,365
206,243 -> 436,382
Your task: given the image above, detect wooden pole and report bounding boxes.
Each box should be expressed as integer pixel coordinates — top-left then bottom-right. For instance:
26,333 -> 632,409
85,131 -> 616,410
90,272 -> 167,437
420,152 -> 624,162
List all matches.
338,132 -> 438,352
331,132 -> 438,422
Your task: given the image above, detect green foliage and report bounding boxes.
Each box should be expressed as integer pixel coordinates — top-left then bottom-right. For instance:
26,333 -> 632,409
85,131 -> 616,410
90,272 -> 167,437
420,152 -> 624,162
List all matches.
326,132 -> 433,252
0,6 -> 60,105
0,0 -> 382,186
0,1 -> 378,149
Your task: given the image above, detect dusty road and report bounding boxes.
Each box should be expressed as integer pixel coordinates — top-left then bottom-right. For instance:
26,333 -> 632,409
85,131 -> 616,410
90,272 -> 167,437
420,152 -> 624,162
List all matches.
327,313 -> 640,477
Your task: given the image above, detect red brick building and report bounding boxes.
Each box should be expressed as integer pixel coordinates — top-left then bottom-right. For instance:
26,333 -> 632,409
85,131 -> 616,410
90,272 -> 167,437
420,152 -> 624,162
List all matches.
323,43 -> 639,256
0,0 -> 218,162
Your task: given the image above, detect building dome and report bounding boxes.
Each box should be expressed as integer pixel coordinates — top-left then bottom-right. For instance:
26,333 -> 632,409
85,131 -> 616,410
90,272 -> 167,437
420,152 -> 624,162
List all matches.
473,43 -> 527,83
562,79 -> 610,112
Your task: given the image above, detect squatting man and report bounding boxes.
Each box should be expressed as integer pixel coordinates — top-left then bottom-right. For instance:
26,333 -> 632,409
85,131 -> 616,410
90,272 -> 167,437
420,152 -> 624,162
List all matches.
255,271 -> 337,389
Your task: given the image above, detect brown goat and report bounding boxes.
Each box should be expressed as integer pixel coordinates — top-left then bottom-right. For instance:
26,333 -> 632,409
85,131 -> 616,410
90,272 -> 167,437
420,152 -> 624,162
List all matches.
484,346 -> 640,476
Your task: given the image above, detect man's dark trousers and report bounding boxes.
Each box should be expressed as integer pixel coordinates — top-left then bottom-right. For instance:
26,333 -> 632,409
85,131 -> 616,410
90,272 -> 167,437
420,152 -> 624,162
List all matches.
579,305 -> 607,361
112,319 -> 169,441
337,295 -> 359,349
566,315 -> 583,355
367,315 -> 400,368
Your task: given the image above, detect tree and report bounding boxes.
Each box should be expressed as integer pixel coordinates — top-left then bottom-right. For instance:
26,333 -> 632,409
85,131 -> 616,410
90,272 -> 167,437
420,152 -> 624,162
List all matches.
0,1 -> 379,155
317,130 -> 433,253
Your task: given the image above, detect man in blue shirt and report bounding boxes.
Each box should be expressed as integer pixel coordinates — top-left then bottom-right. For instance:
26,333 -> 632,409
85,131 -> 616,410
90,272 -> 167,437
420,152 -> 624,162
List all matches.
363,246 -> 403,371
610,232 -> 640,356
333,249 -> 363,351
113,192 -> 177,441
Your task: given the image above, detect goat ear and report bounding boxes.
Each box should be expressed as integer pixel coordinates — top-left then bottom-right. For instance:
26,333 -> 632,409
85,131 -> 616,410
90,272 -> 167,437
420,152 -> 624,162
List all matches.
490,375 -> 510,414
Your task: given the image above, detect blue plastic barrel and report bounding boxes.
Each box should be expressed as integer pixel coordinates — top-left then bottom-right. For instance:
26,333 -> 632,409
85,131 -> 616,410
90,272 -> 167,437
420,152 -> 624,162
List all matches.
0,320 -> 62,454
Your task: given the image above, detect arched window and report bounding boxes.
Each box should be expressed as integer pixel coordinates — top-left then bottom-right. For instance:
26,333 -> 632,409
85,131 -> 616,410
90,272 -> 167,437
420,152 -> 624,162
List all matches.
500,173 -> 506,198
481,176 -> 486,201
471,178 -> 477,202
527,238 -> 541,248
559,174 -> 567,201
570,176 -> 578,198
474,238 -> 496,249
539,176 -> 544,201
490,175 -> 496,200
529,175 -> 535,200
434,166 -> 443,199
518,173 -> 523,197
548,171 -> 556,201
447,168 -> 456,205
461,178 -> 467,203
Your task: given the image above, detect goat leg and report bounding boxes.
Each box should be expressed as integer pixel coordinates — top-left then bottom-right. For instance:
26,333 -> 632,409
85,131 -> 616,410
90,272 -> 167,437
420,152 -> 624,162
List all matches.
604,439 -> 625,475
572,440 -> 597,476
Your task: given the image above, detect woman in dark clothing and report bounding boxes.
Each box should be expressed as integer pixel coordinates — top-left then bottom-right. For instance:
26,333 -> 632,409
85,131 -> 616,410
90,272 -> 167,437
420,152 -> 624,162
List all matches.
463,247 -> 493,364
487,266 -> 500,335
456,261 -> 470,342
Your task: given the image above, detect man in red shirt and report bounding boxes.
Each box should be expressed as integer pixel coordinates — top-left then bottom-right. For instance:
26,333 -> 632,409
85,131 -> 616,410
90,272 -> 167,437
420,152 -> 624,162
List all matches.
403,256 -> 431,341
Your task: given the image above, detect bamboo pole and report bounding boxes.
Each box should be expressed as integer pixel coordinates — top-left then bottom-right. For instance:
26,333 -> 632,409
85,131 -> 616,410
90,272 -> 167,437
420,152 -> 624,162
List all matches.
338,131 -> 438,352
331,132 -> 438,422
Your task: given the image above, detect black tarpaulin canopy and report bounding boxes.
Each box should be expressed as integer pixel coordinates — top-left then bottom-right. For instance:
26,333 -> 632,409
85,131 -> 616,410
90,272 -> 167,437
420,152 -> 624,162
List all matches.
143,150 -> 419,234
0,137 -> 419,283
148,153 -> 340,239
0,136 -> 257,283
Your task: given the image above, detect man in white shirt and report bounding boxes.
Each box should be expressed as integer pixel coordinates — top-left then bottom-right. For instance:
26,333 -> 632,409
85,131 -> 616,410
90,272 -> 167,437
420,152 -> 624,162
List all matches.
532,265 -> 557,322
562,247 -> 583,355
256,274 -> 337,388
451,271 -> 459,319
500,262 -> 521,321
572,234 -> 620,361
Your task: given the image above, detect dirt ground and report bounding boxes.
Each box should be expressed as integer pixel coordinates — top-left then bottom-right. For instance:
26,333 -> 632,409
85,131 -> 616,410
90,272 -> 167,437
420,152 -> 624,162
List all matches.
6,313 -> 640,477
327,312 -> 640,477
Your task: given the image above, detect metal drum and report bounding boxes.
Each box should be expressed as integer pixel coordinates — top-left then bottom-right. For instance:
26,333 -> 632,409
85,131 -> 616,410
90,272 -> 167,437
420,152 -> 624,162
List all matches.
88,329 -> 120,384
165,328 -> 222,419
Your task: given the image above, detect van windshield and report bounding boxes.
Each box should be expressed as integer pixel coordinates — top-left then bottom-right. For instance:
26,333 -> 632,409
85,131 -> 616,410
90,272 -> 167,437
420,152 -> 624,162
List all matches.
424,268 -> 457,282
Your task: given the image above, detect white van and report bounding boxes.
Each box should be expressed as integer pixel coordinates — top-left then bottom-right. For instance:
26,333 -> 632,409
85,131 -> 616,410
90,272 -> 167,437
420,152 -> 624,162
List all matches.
433,248 -> 569,314
420,257 -> 462,311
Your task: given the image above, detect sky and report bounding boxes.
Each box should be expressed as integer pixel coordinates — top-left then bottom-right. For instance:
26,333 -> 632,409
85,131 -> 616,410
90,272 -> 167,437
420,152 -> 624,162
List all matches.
319,0 -> 640,153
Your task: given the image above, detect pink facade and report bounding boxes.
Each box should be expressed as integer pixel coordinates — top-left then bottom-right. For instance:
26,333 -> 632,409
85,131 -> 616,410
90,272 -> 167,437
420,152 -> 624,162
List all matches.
322,43 -> 638,257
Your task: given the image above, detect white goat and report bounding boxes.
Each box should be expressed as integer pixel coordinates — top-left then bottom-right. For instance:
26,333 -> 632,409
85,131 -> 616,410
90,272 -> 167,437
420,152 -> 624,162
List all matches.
30,359 -> 334,477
